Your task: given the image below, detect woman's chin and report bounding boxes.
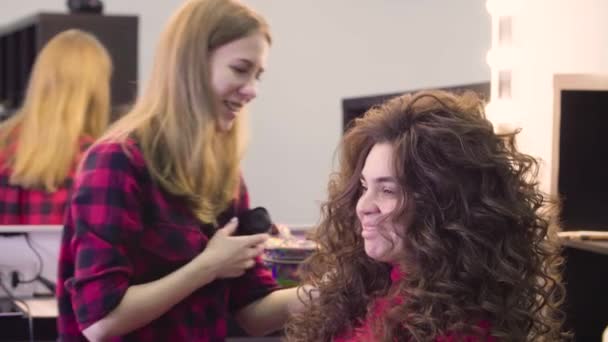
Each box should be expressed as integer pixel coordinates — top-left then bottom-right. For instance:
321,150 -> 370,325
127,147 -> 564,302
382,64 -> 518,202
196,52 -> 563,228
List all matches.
364,246 -> 388,262
218,119 -> 236,132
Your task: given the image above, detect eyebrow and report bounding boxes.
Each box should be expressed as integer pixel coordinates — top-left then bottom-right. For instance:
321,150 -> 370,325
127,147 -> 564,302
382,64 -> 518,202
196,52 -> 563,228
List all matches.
360,175 -> 398,184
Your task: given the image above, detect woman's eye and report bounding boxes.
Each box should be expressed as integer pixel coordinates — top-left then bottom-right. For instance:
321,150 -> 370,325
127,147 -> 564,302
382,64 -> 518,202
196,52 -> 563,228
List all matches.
382,188 -> 396,195
231,66 -> 248,75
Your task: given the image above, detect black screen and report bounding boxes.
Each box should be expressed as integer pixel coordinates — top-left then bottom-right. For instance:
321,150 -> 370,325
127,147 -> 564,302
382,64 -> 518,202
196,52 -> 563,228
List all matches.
558,90 -> 608,231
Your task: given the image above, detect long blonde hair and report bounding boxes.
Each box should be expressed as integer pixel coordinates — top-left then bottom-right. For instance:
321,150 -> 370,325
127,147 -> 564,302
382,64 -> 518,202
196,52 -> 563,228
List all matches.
0,29 -> 111,192
103,0 -> 271,224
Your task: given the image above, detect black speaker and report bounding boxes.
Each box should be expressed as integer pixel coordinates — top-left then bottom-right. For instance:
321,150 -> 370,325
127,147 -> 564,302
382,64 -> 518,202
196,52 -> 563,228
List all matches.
67,0 -> 104,14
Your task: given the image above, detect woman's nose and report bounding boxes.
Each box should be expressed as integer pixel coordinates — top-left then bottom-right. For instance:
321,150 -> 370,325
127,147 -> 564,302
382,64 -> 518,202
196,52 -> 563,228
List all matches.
239,78 -> 258,102
356,191 -> 379,217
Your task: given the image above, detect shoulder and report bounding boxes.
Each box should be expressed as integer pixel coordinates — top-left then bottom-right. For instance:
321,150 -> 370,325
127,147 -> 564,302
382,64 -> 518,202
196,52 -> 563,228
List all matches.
71,139 -> 148,207
74,139 -> 149,194
80,138 -> 145,174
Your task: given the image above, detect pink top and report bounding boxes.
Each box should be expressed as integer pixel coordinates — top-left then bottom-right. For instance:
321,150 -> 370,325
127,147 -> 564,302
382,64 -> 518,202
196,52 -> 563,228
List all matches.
334,266 -> 496,341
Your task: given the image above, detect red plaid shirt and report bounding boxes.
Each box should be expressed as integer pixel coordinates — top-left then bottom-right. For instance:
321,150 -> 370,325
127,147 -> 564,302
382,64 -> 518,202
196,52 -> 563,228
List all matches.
57,139 -> 278,341
0,136 -> 93,224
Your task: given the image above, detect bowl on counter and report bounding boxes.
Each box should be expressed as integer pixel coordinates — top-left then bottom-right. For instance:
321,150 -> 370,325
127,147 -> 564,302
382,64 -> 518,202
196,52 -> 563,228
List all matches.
263,236 -> 316,287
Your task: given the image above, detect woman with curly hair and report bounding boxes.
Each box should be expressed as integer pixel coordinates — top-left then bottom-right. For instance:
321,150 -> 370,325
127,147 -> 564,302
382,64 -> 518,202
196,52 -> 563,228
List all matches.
286,90 -> 565,341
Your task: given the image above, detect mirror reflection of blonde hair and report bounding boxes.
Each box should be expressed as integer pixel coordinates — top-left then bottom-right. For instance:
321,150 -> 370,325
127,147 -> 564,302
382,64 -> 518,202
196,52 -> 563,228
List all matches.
103,0 -> 271,224
0,29 -> 111,192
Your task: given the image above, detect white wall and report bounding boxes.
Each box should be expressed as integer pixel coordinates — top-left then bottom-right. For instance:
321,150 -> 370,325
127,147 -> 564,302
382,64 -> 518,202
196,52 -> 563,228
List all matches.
0,230 -> 61,297
487,0 -> 608,194
241,0 -> 491,226
0,0 -> 491,226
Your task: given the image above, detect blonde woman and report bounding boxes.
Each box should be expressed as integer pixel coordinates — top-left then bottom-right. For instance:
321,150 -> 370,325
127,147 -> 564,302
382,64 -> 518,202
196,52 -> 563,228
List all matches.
57,0 -> 304,340
0,29 -> 111,224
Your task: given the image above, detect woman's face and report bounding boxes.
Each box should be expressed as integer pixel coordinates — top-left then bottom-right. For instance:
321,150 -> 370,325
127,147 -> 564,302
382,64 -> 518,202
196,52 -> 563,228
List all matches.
356,142 -> 407,263
209,31 -> 270,132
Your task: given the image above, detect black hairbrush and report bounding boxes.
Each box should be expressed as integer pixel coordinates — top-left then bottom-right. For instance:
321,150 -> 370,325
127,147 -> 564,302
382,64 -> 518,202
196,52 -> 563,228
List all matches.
237,207 -> 273,235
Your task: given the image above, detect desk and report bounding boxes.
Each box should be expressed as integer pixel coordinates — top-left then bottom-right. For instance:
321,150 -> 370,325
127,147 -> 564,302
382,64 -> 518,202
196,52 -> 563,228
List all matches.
13,297 -> 57,318
1,297 -> 282,341
561,239 -> 608,255
558,230 -> 608,255
0,225 -> 62,233
0,297 -> 57,341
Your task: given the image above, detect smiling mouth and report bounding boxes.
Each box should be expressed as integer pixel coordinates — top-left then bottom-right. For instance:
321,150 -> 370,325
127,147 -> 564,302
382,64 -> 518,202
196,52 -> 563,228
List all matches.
361,223 -> 378,230
361,224 -> 379,232
361,227 -> 377,239
224,100 -> 243,112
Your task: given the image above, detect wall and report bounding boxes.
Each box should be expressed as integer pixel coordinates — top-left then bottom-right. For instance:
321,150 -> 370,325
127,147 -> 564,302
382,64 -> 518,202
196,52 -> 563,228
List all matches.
0,229 -> 61,297
0,0 -> 491,226
487,0 -> 608,194
239,0 -> 491,226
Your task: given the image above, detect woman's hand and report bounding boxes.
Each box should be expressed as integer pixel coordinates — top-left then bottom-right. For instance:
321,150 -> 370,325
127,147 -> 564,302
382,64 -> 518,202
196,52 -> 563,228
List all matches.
195,217 -> 269,281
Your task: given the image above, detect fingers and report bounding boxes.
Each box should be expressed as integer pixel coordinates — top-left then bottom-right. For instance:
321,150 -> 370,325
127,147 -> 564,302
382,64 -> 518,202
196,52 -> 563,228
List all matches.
243,259 -> 256,269
210,218 -> 268,280
216,218 -> 268,247
218,217 -> 239,236
234,259 -> 256,273
225,269 -> 246,278
233,251 -> 260,271
255,243 -> 265,255
245,245 -> 265,259
239,233 -> 270,247
219,259 -> 257,279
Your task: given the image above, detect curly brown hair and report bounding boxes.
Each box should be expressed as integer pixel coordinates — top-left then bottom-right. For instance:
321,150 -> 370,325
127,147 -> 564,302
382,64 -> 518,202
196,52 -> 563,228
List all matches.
285,90 -> 566,341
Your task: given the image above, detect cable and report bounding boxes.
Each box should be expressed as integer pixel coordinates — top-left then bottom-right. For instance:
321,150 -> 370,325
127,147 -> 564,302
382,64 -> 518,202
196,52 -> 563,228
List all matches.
1,233 -> 53,295
18,234 -> 43,284
0,279 -> 34,342
36,275 -> 56,294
